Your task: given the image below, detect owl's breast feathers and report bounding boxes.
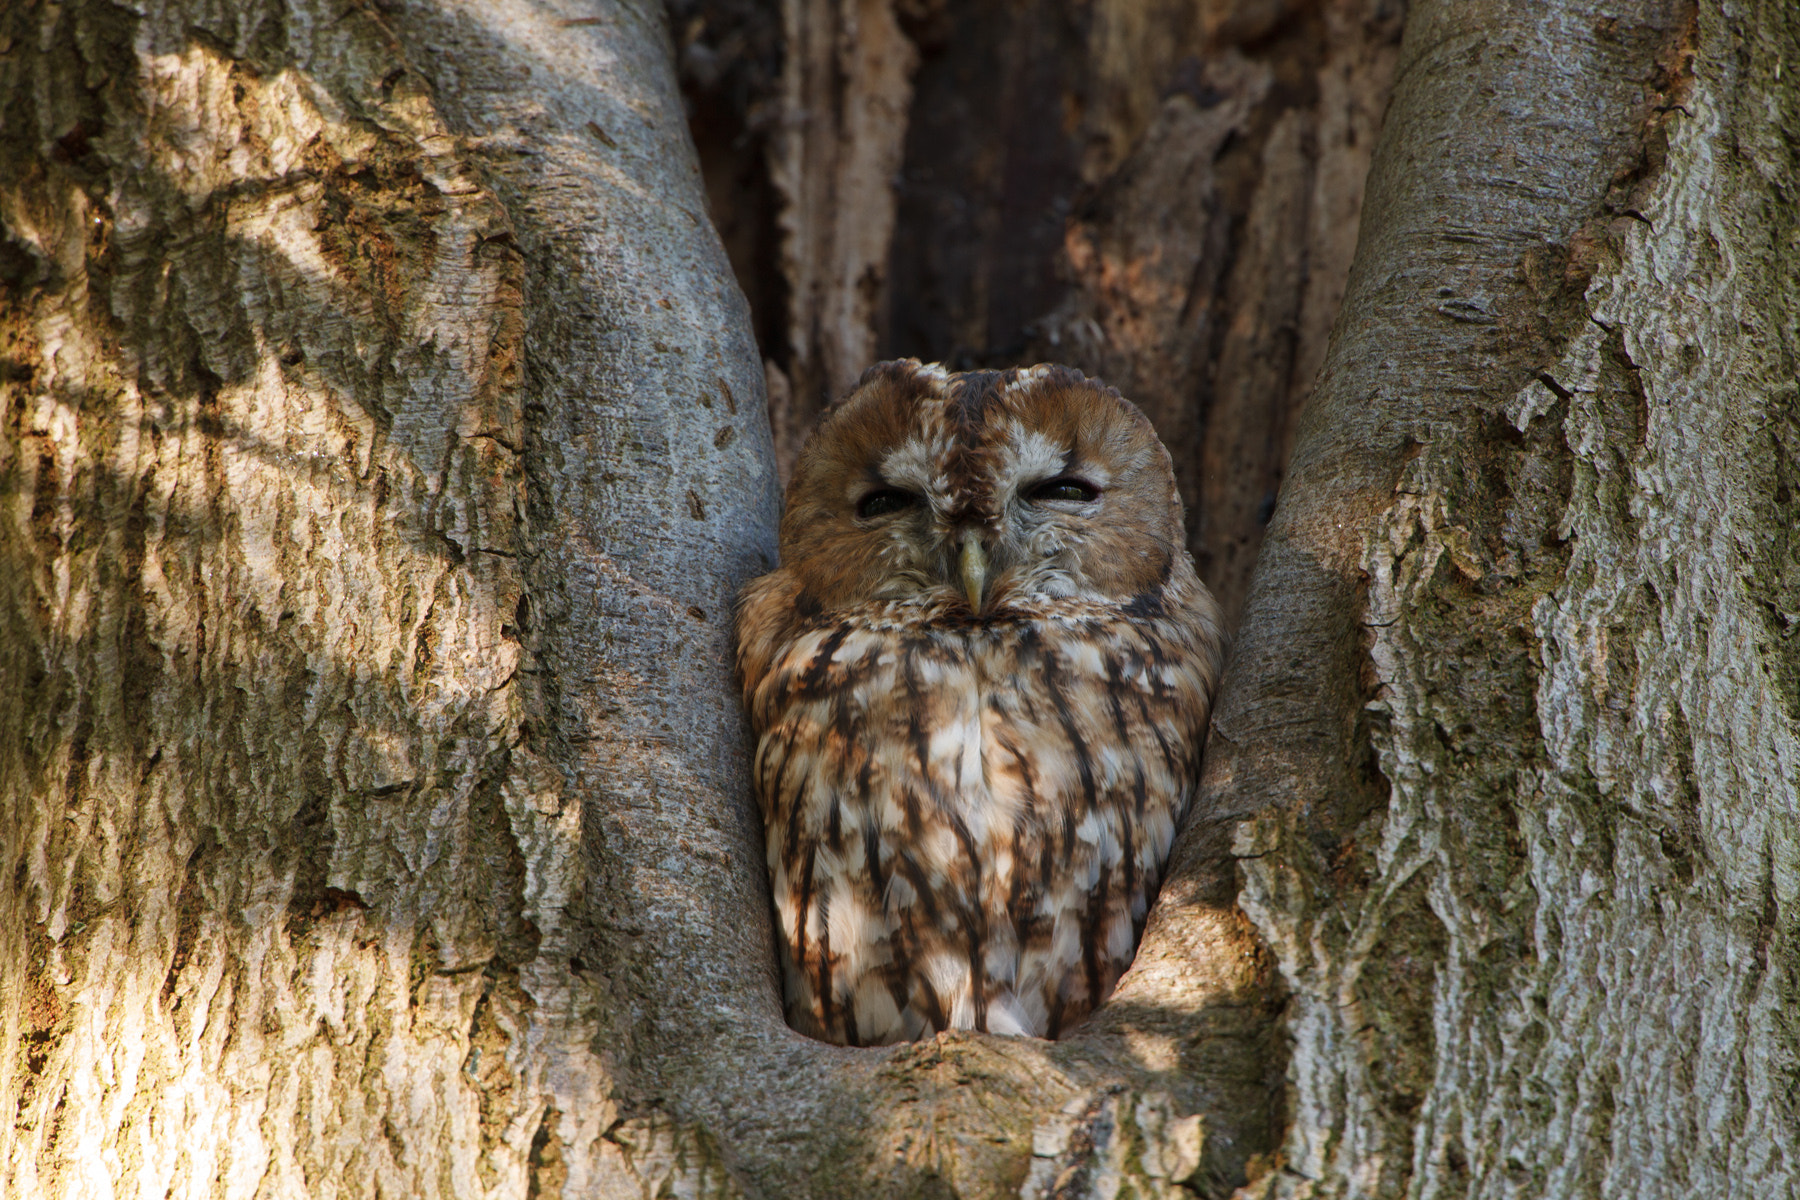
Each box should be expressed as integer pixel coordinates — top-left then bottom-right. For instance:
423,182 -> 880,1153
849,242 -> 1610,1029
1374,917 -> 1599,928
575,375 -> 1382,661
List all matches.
735,567 -> 1224,1045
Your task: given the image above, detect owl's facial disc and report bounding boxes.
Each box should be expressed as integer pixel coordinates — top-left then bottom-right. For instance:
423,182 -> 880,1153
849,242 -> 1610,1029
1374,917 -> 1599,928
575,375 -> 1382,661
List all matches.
957,475 -> 1099,614
779,362 -> 1183,615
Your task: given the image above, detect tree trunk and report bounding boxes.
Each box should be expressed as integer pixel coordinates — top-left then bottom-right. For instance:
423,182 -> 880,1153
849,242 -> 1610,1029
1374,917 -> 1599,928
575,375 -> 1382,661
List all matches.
1,0 -> 776,1193
1222,0 -> 1800,1195
3,4 -> 1796,1200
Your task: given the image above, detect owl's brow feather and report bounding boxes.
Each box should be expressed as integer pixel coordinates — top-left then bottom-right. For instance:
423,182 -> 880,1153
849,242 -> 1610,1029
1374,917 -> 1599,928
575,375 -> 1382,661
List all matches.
947,370 -> 1007,426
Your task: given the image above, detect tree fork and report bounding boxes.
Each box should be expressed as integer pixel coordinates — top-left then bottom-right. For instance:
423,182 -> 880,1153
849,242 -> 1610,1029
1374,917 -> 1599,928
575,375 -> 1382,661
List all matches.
3,0 -> 1796,1199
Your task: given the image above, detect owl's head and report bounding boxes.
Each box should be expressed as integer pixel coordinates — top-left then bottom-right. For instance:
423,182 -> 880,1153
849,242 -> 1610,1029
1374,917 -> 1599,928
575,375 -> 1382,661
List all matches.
778,361 -> 1191,616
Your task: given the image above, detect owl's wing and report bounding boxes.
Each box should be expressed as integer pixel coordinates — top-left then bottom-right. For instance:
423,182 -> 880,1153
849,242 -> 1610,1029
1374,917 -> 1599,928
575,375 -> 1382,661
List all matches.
735,567 -> 809,723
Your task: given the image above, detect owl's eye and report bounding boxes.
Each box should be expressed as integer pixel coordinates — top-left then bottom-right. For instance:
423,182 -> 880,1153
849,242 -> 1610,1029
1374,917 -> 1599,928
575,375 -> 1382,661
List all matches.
856,488 -> 919,519
1027,477 -> 1100,504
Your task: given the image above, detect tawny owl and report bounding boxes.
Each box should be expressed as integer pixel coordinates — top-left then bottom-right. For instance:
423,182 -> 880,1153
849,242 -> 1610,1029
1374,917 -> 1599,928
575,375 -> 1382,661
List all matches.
736,360 -> 1225,1045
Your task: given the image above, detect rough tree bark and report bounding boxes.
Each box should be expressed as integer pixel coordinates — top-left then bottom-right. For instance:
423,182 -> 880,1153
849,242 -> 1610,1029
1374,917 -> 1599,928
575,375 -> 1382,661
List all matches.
2,3 -> 1796,1200
1222,0 -> 1800,1195
0,0 -> 778,1194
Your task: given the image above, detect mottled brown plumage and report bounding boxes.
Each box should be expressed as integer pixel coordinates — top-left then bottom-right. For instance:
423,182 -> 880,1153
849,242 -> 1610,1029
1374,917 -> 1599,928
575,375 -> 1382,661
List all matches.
737,361 -> 1225,1044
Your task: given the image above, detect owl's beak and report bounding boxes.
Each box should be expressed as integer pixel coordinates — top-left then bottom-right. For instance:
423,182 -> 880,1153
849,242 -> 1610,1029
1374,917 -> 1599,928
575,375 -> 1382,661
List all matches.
958,534 -> 989,615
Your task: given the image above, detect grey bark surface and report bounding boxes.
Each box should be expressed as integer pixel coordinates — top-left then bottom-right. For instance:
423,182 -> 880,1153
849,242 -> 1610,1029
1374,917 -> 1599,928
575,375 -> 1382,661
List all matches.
1220,0 -> 1800,1195
4,0 -> 1797,1198
0,0 -> 779,1194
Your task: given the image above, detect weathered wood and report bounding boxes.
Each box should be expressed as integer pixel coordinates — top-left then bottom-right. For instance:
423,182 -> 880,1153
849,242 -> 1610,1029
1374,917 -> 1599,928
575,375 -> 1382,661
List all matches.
1019,0 -> 1407,623
764,0 -> 918,476
682,0 -> 1407,623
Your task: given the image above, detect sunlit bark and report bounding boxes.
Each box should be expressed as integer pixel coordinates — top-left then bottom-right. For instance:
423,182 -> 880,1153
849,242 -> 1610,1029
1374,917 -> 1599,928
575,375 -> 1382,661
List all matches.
3,0 -> 1795,1198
